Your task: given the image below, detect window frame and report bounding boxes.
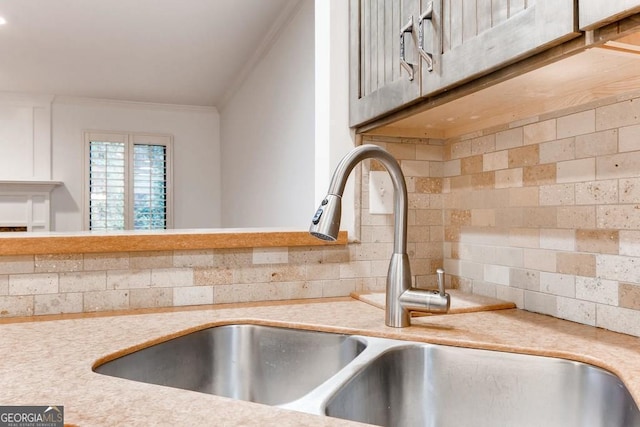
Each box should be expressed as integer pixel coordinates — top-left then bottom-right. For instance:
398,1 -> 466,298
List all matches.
83,131 -> 174,231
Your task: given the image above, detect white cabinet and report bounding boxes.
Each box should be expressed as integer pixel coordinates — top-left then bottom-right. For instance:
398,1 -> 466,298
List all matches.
579,0 -> 640,30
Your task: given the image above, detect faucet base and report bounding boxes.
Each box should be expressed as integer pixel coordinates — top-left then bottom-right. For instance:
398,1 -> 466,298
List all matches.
384,253 -> 451,327
400,289 -> 450,314
385,289 -> 451,328
385,253 -> 413,328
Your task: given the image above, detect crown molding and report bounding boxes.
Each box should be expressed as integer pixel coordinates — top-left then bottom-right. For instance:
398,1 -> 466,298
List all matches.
52,95 -> 219,114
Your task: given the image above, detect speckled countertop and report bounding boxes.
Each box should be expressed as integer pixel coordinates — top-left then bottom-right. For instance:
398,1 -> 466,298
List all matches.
2,296 -> 640,426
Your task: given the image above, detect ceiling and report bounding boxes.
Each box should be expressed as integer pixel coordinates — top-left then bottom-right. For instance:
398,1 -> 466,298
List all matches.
0,0 -> 295,107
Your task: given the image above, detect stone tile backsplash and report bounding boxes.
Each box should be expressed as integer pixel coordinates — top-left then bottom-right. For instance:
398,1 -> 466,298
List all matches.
1,92 -> 640,338
0,247 -> 351,316
443,91 -> 640,337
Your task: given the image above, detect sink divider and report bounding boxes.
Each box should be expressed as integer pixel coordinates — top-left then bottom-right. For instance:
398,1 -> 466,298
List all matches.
276,335 -> 426,415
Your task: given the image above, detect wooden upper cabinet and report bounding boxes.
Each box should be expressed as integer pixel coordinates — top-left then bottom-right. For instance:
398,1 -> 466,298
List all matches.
350,0 -> 422,127
421,0 -> 578,97
579,0 -> 640,30
350,0 -> 579,128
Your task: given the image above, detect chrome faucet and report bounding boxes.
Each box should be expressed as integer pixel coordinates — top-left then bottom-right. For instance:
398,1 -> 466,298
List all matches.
310,144 -> 450,327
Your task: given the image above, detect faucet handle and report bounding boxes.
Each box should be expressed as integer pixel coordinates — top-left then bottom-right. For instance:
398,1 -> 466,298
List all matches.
436,268 -> 445,296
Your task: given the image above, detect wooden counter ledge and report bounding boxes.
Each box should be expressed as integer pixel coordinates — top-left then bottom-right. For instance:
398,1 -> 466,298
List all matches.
0,228 -> 348,256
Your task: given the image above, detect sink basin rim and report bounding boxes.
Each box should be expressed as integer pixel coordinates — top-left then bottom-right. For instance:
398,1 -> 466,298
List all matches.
92,322 -> 640,427
93,322 -> 368,405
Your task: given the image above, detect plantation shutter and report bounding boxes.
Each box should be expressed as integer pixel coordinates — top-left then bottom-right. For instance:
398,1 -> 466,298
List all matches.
132,140 -> 168,229
88,137 -> 128,231
85,132 -> 172,231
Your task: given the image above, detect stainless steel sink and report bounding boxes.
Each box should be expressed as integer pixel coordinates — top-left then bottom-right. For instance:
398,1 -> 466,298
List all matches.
324,344 -> 640,427
94,324 -> 640,426
94,324 -> 366,405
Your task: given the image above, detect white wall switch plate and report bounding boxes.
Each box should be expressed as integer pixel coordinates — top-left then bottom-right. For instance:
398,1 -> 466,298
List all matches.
369,171 -> 394,214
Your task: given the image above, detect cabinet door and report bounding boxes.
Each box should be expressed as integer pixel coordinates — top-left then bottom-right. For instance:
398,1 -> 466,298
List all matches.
350,0 -> 421,127
421,0 -> 578,97
579,0 -> 640,30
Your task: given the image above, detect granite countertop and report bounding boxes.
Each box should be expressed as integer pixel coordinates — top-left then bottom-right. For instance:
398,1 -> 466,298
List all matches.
2,296 -> 640,426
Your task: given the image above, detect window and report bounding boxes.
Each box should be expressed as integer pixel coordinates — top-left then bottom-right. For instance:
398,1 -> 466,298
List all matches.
84,132 -> 173,231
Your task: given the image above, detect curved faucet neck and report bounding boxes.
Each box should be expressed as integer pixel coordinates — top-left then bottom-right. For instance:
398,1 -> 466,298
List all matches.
326,144 -> 408,254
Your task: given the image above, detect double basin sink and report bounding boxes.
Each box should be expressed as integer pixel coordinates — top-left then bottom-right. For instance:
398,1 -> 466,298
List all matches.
94,324 -> 640,426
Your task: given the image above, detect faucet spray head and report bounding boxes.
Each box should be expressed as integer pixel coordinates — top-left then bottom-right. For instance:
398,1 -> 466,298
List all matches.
309,194 -> 342,241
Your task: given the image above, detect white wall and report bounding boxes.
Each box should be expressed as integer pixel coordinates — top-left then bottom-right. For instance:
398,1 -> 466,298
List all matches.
3,0 -> 351,233
0,93 -> 53,180
315,0 -> 355,236
51,98 -> 221,231
220,0 -> 315,228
